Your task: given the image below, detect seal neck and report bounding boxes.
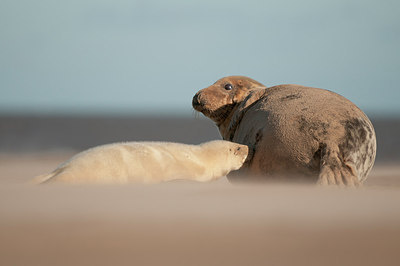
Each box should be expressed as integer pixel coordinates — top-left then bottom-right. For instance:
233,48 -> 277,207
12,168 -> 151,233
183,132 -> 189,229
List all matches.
217,107 -> 239,141
218,89 -> 267,141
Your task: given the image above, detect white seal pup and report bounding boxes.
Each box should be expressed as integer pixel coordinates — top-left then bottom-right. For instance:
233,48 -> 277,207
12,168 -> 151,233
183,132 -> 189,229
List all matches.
34,140 -> 249,184
192,76 -> 376,186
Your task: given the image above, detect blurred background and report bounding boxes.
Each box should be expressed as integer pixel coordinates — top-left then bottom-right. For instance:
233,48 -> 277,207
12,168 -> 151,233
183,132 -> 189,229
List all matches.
1,0 -> 399,162
1,3 -> 400,264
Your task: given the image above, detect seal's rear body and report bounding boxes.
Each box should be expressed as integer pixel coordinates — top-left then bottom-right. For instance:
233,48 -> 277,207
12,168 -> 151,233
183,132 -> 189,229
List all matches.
234,85 -> 376,184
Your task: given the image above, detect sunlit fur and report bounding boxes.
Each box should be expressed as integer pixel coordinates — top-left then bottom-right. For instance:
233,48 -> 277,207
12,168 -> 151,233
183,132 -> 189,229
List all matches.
33,140 -> 249,184
192,76 -> 376,186
192,76 -> 266,126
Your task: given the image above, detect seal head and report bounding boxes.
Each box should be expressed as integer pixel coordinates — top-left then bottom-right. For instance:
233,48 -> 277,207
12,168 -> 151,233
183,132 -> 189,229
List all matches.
192,76 -> 266,126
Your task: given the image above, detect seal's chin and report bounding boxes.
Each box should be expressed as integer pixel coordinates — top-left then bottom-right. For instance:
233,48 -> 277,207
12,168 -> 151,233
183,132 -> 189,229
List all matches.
192,105 -> 213,121
211,104 -> 236,125
192,104 -> 204,114
192,96 -> 236,125
194,107 -> 230,125
192,102 -> 218,122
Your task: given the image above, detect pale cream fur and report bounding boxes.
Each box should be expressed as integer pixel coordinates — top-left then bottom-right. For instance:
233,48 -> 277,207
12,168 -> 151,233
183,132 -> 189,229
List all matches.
34,140 -> 249,184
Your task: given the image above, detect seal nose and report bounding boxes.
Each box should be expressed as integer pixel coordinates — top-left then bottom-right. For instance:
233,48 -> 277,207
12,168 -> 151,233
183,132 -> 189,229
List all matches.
192,93 -> 202,109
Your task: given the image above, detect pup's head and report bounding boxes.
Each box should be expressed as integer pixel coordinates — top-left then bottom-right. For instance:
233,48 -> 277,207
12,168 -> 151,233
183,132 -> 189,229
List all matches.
201,140 -> 249,172
227,142 -> 250,171
192,76 -> 266,125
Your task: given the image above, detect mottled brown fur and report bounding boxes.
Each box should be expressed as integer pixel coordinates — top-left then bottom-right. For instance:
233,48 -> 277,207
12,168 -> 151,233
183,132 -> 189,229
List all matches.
192,76 -> 377,185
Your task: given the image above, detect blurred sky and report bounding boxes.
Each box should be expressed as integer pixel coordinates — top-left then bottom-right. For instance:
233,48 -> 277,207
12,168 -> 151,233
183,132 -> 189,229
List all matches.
1,0 -> 399,116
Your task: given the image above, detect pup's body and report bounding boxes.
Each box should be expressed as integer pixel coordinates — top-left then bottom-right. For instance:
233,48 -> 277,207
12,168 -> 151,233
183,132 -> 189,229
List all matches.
34,140 -> 248,184
193,76 -> 376,186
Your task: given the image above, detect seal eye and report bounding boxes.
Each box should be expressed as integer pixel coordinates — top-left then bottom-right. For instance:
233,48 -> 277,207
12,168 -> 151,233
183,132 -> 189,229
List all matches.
224,84 -> 233,90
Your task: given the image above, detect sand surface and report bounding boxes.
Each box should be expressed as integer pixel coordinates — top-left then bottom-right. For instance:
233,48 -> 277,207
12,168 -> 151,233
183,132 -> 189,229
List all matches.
1,153 -> 400,266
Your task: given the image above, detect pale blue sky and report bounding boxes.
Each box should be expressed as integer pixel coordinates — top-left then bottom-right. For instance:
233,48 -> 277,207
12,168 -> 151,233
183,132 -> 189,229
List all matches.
1,0 -> 399,116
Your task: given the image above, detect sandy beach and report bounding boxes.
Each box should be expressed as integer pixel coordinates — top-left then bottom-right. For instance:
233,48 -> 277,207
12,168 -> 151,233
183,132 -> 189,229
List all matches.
1,116 -> 399,265
1,152 -> 399,266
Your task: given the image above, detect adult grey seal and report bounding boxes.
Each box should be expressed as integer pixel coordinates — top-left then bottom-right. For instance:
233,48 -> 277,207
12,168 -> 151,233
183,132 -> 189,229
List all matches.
34,140 -> 249,184
192,76 -> 376,186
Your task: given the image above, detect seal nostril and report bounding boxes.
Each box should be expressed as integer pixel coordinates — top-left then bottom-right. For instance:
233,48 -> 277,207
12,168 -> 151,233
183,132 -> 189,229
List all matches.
192,94 -> 201,107
192,98 -> 198,107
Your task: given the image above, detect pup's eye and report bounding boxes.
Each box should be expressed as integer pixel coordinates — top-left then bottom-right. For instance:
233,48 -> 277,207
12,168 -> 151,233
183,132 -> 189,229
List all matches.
224,84 -> 233,90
